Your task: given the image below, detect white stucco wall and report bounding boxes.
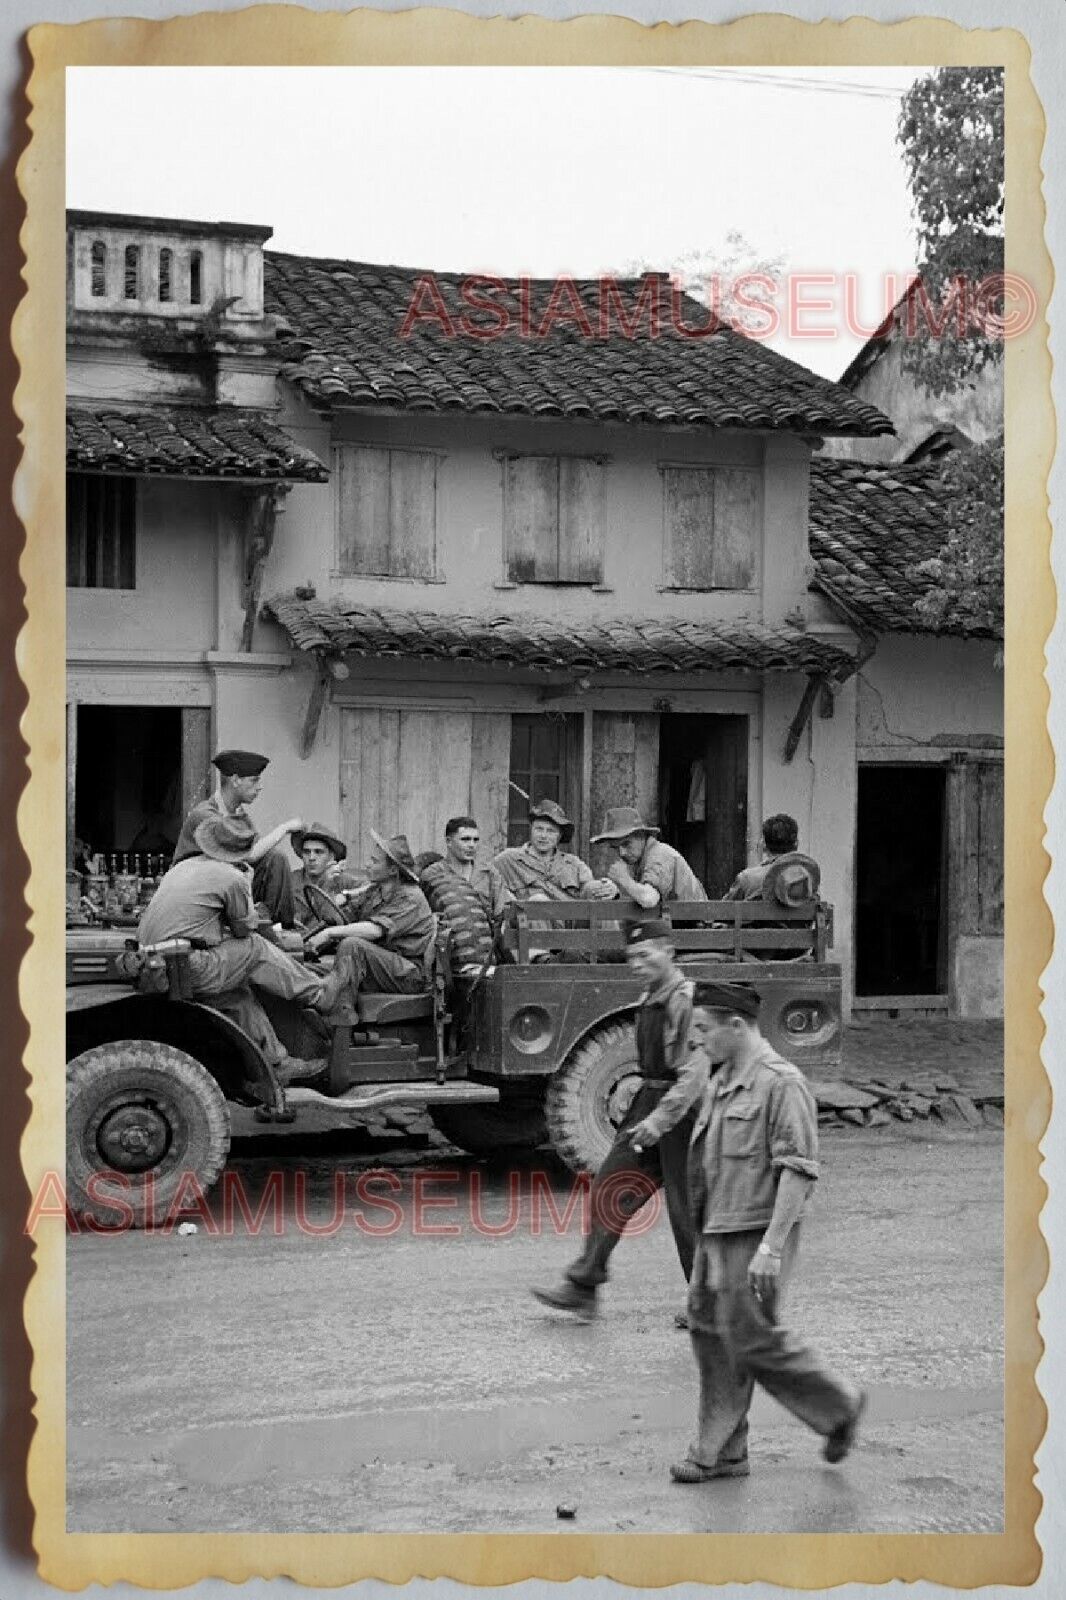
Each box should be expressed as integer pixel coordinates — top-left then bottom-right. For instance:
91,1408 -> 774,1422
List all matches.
857,635 -> 1003,749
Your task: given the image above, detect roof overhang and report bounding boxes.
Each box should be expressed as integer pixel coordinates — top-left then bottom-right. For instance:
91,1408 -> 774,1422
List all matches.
66,404 -> 329,484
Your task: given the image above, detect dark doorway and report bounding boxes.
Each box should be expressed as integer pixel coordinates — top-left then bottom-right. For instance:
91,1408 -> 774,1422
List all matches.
855,764 -> 947,996
73,705 -> 212,866
658,714 -> 748,895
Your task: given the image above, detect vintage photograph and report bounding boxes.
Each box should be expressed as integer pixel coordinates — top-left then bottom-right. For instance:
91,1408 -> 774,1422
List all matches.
57,60 -> 1008,1538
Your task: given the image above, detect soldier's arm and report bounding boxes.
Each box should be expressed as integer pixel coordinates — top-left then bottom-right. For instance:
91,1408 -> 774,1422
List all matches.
631,1046 -> 710,1145
248,817 -> 304,863
221,874 -> 258,939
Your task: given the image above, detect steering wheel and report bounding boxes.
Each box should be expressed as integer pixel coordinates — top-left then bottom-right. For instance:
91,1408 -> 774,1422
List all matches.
303,882 -> 348,929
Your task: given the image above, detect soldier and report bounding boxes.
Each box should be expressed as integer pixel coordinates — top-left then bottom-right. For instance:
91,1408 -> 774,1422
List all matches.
289,822 -> 365,928
138,814 -> 326,1084
723,813 -> 821,903
670,981 -> 865,1485
494,799 -> 616,901
308,831 -> 435,1014
172,749 -> 303,928
531,918 -> 706,1320
592,806 -> 708,908
440,816 -> 513,923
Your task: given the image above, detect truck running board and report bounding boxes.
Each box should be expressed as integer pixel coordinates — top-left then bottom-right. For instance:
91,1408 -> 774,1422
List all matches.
282,1082 -> 501,1116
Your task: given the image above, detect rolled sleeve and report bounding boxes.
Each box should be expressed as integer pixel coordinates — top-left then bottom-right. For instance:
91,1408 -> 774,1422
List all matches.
221,876 -> 257,940
768,1076 -> 820,1181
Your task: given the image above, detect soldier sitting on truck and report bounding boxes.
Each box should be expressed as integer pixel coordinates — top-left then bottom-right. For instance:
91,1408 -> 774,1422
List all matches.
172,749 -> 304,929
306,830 -> 435,1016
416,818 -> 512,973
137,813 -> 327,1084
723,813 -> 821,905
493,799 -> 617,901
593,806 -> 709,908
289,822 -> 365,929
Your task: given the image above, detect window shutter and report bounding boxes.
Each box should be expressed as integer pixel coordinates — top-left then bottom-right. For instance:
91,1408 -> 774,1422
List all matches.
505,455 -> 558,582
713,468 -> 759,588
388,450 -> 437,578
338,446 -> 391,575
665,467 -> 716,588
558,456 -> 604,582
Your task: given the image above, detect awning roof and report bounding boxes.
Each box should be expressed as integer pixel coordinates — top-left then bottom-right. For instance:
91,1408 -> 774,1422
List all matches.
263,594 -> 858,676
67,405 -> 329,483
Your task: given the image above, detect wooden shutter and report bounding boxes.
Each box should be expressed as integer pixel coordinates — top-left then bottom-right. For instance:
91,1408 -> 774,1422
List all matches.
388,450 -> 437,578
951,756 -> 1004,938
664,465 -> 758,589
712,468 -> 758,588
504,456 -> 558,582
558,457 -> 604,582
337,446 -> 391,575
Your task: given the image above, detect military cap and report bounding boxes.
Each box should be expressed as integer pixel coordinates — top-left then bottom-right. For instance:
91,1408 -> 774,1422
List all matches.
212,749 -> 269,778
694,980 -> 762,1019
625,917 -> 673,944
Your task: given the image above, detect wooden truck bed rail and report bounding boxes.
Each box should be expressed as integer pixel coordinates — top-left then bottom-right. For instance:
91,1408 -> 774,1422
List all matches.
503,897 -> 832,965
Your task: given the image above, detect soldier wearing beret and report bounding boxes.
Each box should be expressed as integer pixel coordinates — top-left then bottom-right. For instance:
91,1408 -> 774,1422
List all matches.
172,749 -> 304,928
532,917 -> 707,1320
670,981 -> 865,1485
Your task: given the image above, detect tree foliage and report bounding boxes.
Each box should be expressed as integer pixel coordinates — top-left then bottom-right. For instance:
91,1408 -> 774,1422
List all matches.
911,436 -> 1004,638
620,231 -> 787,335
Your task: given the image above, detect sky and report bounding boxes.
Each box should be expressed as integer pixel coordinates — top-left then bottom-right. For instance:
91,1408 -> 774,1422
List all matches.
66,65 -> 929,379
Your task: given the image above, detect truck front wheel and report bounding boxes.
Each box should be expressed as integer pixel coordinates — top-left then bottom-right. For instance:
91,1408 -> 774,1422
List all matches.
66,1041 -> 231,1229
546,1020 -> 641,1174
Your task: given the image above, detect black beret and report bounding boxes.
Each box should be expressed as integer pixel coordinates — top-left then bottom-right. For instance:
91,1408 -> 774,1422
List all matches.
625,917 -> 673,944
212,749 -> 269,778
693,981 -> 762,1019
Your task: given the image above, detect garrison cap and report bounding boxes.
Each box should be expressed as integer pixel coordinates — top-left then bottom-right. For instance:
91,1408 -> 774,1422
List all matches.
694,981 -> 762,1019
625,917 -> 673,944
212,749 -> 269,778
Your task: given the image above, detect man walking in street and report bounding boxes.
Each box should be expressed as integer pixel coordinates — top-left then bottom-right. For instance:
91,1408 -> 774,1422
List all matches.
531,918 -> 707,1320
138,814 -> 326,1083
592,807 -> 708,908
308,830 -> 435,1016
172,748 -> 304,927
671,981 -> 865,1484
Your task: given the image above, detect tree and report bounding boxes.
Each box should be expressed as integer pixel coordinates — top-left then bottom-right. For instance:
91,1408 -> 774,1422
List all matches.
897,68 -> 1004,638
618,231 -> 787,336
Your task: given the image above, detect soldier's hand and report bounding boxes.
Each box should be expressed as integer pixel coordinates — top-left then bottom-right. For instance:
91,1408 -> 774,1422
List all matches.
588,878 -> 618,900
306,928 -> 335,953
605,860 -> 631,888
285,817 -> 305,834
628,1119 -> 656,1150
748,1243 -> 782,1305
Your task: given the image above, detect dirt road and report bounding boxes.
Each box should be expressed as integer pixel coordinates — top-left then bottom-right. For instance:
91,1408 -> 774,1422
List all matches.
66,1124 -> 1002,1534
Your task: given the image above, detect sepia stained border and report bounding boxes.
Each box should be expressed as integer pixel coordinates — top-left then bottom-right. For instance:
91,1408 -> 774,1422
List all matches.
13,7 -> 1052,1588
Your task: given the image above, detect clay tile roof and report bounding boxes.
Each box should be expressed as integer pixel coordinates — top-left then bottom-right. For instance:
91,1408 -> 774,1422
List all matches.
262,594 -> 858,676
809,457 -> 1001,638
67,405 -> 329,483
264,253 -> 894,439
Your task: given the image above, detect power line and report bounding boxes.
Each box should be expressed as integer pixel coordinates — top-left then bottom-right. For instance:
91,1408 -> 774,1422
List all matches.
630,66 -> 919,100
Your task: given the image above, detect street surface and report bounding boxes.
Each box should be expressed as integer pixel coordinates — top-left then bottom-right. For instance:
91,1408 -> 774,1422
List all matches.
66,1123 -> 1003,1535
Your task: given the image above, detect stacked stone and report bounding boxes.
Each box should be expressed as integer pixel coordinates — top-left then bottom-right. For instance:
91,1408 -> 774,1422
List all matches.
814,1074 -> 1004,1130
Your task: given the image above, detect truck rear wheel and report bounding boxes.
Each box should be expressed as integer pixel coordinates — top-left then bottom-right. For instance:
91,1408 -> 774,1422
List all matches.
546,1020 -> 641,1174
67,1041 -> 230,1229
430,1091 -> 546,1156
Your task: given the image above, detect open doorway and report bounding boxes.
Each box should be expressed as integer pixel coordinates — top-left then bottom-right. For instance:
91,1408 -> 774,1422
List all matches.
73,705 -> 211,867
658,714 -> 748,895
855,764 -> 947,996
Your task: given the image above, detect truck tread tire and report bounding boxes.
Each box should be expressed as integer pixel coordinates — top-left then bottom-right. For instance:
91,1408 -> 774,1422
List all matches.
429,1095 -> 546,1156
419,862 -> 495,968
67,1040 -> 230,1229
546,1020 -> 640,1175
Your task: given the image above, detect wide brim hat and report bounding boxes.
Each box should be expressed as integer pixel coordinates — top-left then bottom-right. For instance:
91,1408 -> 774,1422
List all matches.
369,828 -> 419,882
292,823 -> 347,861
194,814 -> 258,864
764,853 -> 821,907
212,749 -> 269,778
592,806 -> 660,844
528,797 -> 574,844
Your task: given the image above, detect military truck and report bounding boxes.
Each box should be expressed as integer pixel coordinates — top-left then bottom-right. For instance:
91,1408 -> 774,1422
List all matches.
65,891 -> 840,1226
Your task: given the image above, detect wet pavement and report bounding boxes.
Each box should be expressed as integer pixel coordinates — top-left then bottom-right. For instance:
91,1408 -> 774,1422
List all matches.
65,1123 -> 1003,1535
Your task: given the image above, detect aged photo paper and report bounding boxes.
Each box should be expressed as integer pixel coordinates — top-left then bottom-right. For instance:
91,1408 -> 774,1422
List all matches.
12,5 -> 1052,1589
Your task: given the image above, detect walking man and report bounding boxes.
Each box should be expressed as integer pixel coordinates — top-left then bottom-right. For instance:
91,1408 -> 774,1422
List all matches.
531,918 -> 707,1319
592,807 -> 708,908
172,749 -> 304,927
671,981 -> 865,1483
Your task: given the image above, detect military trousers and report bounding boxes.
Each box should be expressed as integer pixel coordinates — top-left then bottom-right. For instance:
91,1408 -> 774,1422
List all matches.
316,935 -> 426,1014
187,933 -> 322,1069
566,1084 -> 696,1290
252,849 -> 297,928
685,1226 -> 857,1469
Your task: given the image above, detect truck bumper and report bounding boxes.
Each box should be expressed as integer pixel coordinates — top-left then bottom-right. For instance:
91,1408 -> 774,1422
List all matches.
280,1081 -> 501,1118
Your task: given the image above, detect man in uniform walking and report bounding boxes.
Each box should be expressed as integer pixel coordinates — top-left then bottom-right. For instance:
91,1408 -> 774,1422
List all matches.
531,918 -> 707,1319
671,981 -> 865,1483
592,806 -> 708,909
172,749 -> 304,927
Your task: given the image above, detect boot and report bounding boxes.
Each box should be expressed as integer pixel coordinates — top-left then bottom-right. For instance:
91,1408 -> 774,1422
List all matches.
531,1280 -> 598,1320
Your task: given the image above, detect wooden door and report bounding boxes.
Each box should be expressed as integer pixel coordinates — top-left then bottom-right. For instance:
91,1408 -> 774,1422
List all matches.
658,713 -> 748,894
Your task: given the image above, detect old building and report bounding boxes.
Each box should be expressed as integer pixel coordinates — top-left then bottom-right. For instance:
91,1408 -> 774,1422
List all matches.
67,209 -> 999,1015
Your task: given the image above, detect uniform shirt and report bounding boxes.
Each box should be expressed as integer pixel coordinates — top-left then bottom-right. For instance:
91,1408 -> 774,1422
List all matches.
724,855 -> 774,902
138,855 -> 257,948
634,838 -> 708,905
493,843 -> 599,900
437,856 -> 513,920
634,970 -> 712,1144
689,1042 -> 820,1234
291,865 -> 365,927
359,878 -> 435,965
172,793 -> 255,865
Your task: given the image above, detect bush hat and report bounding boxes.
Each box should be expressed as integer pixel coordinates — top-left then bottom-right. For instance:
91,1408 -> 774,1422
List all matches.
212,749 -> 269,778
694,981 -> 762,1019
194,814 -> 258,865
763,853 -> 821,907
369,829 -> 419,882
528,798 -> 574,843
592,806 -> 660,844
292,823 -> 347,862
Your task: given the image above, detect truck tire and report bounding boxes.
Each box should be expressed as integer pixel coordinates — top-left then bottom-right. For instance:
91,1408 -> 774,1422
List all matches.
418,861 -> 495,969
430,1092 -> 547,1156
546,1020 -> 641,1174
67,1041 -> 230,1229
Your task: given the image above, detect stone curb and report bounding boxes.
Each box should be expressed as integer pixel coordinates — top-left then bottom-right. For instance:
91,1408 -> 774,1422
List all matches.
817,1076 -> 1004,1131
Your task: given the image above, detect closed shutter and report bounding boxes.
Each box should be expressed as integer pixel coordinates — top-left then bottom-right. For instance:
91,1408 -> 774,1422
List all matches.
663,465 -> 758,589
